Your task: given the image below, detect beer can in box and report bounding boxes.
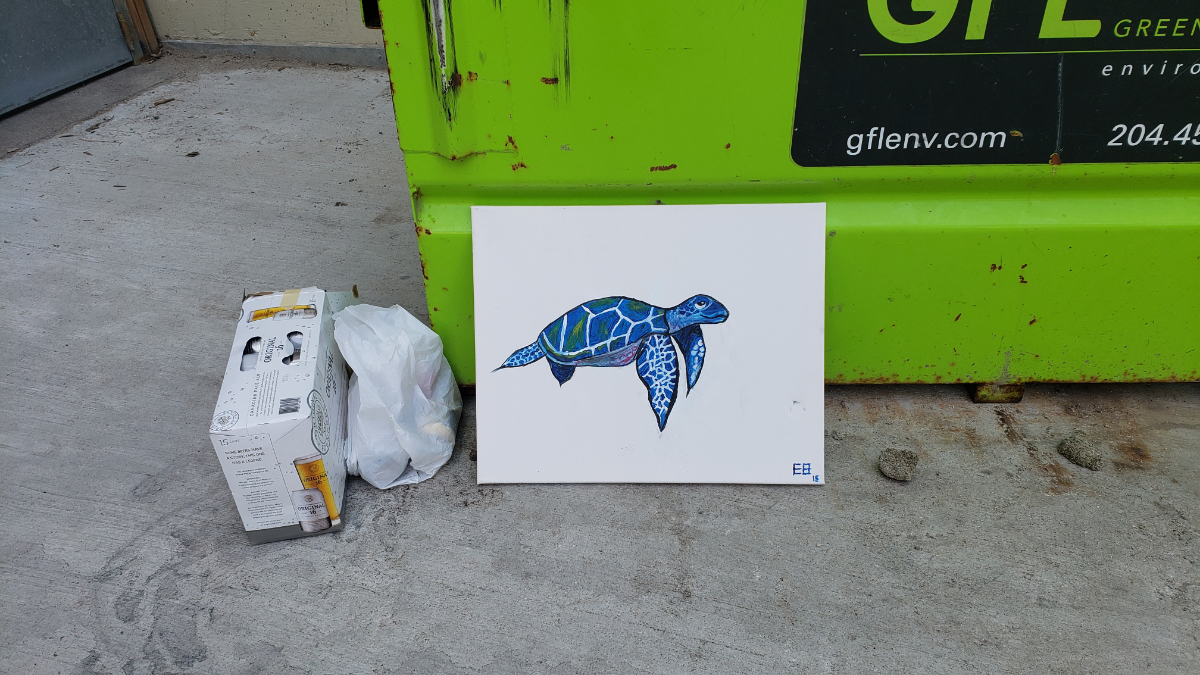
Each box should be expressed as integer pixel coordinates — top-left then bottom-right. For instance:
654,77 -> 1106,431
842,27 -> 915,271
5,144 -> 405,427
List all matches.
294,454 -> 340,524
291,489 -> 331,532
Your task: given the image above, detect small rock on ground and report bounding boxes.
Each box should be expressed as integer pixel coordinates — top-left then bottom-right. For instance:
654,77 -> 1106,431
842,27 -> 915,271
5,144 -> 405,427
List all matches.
1058,431 -> 1102,470
879,448 -> 919,481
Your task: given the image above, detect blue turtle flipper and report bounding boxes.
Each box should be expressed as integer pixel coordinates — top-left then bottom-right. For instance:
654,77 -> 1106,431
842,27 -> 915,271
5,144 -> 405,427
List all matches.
549,361 -> 575,386
496,342 -> 546,371
671,325 -> 706,394
636,334 -> 679,430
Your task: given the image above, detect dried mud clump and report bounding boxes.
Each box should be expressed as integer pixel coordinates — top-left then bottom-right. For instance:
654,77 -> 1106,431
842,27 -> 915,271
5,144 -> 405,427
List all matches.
879,448 -> 919,482
1057,431 -> 1102,471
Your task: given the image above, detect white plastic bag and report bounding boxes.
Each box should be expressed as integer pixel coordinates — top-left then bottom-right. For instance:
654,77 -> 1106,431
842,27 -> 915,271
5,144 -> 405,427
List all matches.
334,304 -> 461,488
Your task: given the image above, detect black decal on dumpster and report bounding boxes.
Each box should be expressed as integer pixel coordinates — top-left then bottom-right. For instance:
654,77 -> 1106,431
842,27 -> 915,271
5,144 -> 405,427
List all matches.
792,1 -> 1200,167
422,0 -> 461,123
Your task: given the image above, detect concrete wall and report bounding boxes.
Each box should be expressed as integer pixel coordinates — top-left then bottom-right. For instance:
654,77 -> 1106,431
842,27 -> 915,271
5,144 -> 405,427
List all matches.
145,0 -> 382,46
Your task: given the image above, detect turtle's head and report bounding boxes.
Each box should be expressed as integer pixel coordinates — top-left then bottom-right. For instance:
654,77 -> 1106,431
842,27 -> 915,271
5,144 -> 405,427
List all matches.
666,295 -> 728,332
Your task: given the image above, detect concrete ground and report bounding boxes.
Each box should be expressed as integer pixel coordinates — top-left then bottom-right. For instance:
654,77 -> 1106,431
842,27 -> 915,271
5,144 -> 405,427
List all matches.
2,54 -> 1198,674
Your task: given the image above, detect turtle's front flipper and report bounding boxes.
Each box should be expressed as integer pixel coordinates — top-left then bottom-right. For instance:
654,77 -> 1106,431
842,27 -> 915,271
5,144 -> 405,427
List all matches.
496,342 -> 546,370
636,334 -> 679,430
549,361 -> 575,385
671,325 -> 706,394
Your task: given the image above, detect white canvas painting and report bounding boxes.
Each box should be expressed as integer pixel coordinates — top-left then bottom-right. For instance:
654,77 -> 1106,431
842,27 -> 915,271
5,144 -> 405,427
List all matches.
473,203 -> 826,484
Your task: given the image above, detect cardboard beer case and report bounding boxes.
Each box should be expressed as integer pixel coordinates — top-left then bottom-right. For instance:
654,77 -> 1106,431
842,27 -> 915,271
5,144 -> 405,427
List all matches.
209,288 -> 356,544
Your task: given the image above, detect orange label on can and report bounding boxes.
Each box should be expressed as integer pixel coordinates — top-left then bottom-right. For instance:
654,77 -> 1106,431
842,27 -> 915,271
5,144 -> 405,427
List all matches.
294,457 -> 339,522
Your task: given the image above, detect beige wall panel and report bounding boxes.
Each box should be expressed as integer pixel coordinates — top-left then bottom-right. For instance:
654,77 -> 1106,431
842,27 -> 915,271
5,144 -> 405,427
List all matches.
145,0 -> 383,46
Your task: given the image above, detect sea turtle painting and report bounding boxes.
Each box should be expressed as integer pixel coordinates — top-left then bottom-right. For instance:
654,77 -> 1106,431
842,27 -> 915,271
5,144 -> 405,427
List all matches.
497,295 -> 730,430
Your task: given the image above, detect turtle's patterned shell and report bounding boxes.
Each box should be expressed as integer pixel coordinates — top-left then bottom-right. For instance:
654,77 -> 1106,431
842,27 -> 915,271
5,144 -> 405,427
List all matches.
537,297 -> 667,362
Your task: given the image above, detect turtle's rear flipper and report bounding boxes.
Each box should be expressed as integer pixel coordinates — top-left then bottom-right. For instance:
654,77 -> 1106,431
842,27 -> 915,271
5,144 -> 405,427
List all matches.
671,325 -> 706,394
549,362 -> 575,385
497,342 -> 546,370
636,334 -> 679,431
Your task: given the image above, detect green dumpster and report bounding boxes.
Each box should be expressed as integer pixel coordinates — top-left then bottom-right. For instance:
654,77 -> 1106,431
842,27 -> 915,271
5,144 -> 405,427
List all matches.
368,0 -> 1199,388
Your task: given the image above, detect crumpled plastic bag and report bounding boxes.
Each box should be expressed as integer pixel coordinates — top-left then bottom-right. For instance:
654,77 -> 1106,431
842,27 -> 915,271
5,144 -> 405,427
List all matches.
334,304 -> 461,488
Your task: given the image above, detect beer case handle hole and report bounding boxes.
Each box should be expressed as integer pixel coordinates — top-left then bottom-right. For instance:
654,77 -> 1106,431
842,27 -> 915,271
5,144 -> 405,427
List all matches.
281,331 -> 303,366
239,336 -> 262,372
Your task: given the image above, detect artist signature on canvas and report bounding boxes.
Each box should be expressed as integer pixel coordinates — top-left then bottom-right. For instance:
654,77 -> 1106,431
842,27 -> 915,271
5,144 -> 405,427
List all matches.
497,295 -> 730,430
794,462 -> 820,482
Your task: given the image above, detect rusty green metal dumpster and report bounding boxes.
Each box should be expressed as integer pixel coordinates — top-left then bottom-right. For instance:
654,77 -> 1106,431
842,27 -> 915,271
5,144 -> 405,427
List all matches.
368,0 -> 1199,387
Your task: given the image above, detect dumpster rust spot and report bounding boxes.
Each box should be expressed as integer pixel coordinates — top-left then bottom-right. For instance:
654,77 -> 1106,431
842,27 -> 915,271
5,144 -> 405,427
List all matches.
467,71 -> 478,81
825,369 -> 1195,385
505,135 -> 518,152
1029,317 -> 1038,325
519,2 -> 570,94
829,374 -> 908,385
650,164 -> 678,172
410,187 -> 424,223
1019,275 -> 1028,283
954,313 -> 961,321
512,161 -> 527,171
977,384 -> 1025,404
